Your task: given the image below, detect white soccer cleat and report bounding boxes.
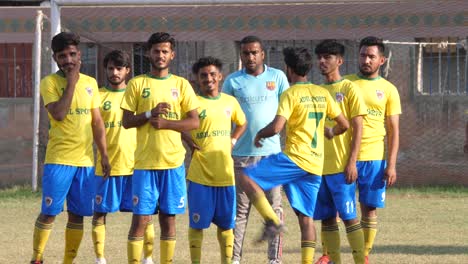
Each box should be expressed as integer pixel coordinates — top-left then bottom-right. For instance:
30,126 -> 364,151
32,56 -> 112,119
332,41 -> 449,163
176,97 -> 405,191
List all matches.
142,257 -> 154,264
231,261 -> 240,264
95,258 -> 107,264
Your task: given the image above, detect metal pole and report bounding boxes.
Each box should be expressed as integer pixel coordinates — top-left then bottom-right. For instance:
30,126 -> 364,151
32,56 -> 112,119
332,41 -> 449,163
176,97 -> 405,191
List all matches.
416,44 -> 423,93
32,10 -> 43,192
50,0 -> 61,73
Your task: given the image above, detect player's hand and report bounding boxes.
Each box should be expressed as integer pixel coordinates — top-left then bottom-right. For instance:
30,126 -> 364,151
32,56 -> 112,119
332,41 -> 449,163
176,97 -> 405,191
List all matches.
101,155 -> 111,180
384,166 -> 397,187
344,162 -> 358,184
464,142 -> 468,154
65,60 -> 81,87
189,142 -> 201,153
149,116 -> 168,129
151,102 -> 171,117
324,127 -> 334,140
254,134 -> 264,148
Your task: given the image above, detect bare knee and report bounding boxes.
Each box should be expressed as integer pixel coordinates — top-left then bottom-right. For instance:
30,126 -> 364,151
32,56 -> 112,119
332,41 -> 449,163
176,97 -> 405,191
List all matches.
159,213 -> 176,237
129,214 -> 152,237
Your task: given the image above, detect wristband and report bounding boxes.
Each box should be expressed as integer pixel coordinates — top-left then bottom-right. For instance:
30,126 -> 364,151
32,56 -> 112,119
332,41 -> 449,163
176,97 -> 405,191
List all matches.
145,110 -> 151,119
231,138 -> 237,146
329,127 -> 335,137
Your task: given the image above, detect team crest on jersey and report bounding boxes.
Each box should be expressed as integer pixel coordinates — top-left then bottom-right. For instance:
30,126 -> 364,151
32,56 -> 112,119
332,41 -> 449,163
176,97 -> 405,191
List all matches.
132,195 -> 139,206
45,196 -> 53,207
95,195 -> 103,205
225,107 -> 232,117
85,87 -> 93,96
192,213 -> 200,223
266,81 -> 276,91
335,92 -> 344,103
376,90 -> 384,100
171,88 -> 179,99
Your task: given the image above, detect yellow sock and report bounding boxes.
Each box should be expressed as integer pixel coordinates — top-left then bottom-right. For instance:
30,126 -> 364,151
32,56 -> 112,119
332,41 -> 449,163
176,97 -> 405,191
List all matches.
160,235 -> 176,263
301,240 -> 316,264
322,223 -> 341,264
217,228 -> 234,264
127,236 -> 144,264
251,192 -> 280,226
92,219 -> 106,259
346,223 -> 365,264
144,222 -> 155,259
31,219 -> 53,262
63,222 -> 84,264
361,216 -> 377,256
189,228 -> 203,264
320,229 -> 328,255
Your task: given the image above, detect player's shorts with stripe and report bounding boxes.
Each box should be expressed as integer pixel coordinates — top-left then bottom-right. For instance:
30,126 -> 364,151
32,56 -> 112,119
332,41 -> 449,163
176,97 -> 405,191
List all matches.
132,164 -> 186,215
243,152 -> 321,217
94,175 -> 133,213
41,164 -> 95,216
187,181 -> 236,230
314,172 -> 357,221
357,160 -> 387,208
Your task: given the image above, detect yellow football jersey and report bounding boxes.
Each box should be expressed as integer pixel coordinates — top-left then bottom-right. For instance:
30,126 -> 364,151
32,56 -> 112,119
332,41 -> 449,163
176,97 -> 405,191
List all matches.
322,79 -> 367,175
95,87 -> 136,176
187,93 -> 246,186
345,74 -> 402,161
278,82 -> 342,176
40,71 -> 100,166
120,73 -> 199,169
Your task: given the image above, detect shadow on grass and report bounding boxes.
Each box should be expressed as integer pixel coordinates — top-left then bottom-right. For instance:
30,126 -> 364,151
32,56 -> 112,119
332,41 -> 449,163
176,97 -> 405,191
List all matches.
281,244 -> 468,255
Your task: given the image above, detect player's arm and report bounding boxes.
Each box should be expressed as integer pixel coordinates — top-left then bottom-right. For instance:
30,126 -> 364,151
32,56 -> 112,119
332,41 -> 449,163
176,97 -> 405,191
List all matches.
149,108 -> 199,132
385,114 -> 400,186
231,121 -> 247,149
344,115 -> 363,184
122,102 -> 171,129
327,113 -> 349,137
181,131 -> 200,153
91,108 -> 111,178
254,115 -> 286,148
46,63 -> 81,121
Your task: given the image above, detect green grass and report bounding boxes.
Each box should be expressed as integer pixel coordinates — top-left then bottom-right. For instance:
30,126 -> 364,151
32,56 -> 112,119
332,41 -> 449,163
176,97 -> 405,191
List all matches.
1,186 -> 467,263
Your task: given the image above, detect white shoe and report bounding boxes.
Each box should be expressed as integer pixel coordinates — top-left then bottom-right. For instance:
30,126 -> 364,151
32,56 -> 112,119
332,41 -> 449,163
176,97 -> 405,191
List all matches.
142,257 -> 154,264
231,261 -> 240,264
95,258 -> 107,264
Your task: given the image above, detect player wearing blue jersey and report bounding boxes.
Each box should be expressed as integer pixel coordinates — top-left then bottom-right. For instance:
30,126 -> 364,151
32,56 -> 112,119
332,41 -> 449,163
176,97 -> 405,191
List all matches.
223,36 -> 289,264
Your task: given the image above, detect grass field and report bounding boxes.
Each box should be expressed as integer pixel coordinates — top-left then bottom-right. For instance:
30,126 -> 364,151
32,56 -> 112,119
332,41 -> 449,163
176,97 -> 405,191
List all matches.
1,186 -> 467,264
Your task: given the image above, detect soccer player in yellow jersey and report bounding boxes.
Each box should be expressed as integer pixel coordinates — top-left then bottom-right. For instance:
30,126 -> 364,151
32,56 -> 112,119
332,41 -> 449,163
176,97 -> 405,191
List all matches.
31,32 -> 110,264
345,36 -> 402,264
237,47 -> 349,263
120,32 -> 199,264
183,56 -> 247,264
92,50 -> 154,264
313,40 -> 367,264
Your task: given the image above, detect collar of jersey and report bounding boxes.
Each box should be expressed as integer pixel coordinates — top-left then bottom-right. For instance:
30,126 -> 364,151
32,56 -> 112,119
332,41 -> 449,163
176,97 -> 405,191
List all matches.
357,74 -> 381,81
242,64 -> 268,77
295,81 -> 312,85
55,70 -> 66,78
325,78 -> 344,85
104,86 -> 126,92
201,94 -> 221,100
146,73 -> 172,80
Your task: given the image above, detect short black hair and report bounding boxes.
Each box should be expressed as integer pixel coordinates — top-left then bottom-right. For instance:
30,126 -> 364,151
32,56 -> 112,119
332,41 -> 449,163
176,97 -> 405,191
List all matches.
192,56 -> 223,75
283,47 -> 312,77
314,39 -> 345,57
359,36 -> 385,55
147,32 -> 176,50
240,35 -> 264,50
51,32 -> 80,53
103,50 -> 131,68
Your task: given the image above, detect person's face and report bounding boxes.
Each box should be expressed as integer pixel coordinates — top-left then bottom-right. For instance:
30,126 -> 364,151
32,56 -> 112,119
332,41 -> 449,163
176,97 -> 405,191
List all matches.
240,42 -> 264,74
317,53 -> 342,76
53,45 -> 81,72
197,65 -> 222,94
149,42 -> 175,70
359,45 -> 385,77
106,60 -> 130,86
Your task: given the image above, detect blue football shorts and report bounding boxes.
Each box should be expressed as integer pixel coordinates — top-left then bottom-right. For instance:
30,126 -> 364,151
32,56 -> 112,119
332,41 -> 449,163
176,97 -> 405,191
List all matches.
314,172 -> 357,221
41,164 -> 95,216
132,165 -> 186,215
243,152 -> 321,217
356,160 -> 387,208
188,181 -> 236,230
94,175 -> 133,213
